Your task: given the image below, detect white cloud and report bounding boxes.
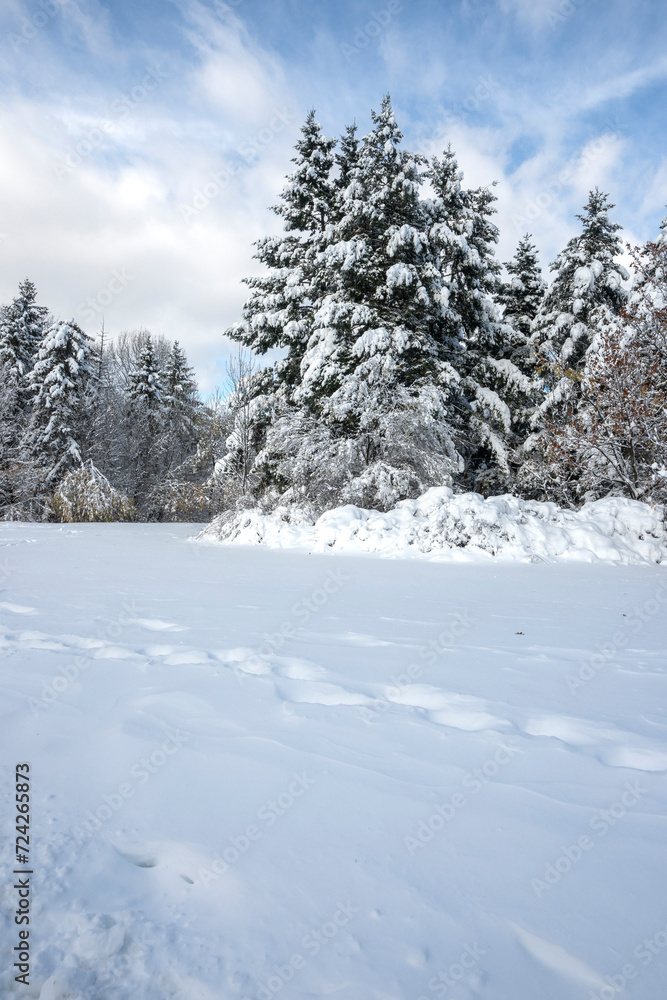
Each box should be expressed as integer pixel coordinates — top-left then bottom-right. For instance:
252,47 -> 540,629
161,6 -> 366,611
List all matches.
496,0 -> 563,31
574,58 -> 667,112
417,108 -> 636,279
0,2 -> 300,394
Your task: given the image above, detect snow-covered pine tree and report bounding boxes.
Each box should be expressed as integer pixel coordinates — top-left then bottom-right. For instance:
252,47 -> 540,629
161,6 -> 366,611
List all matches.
162,341 -> 201,468
334,123 -> 360,203
124,335 -> 168,510
22,319 -> 94,483
128,336 -> 163,407
531,189 -> 628,375
495,233 -> 547,453
163,341 -> 197,404
519,190 -> 630,499
499,235 -> 545,342
0,357 -> 21,458
426,150 -> 529,493
229,110 -> 337,403
278,96 -> 461,508
0,278 -> 49,381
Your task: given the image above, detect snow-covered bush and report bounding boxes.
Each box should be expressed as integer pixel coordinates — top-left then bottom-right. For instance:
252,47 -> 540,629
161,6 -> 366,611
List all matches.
0,460 -> 51,521
149,480 -> 210,522
52,462 -> 136,522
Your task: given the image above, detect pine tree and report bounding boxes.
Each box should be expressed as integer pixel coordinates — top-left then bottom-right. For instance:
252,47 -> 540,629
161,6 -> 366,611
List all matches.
128,336 -> 163,407
520,191 -> 630,498
334,123 -> 360,202
162,341 -> 200,467
495,234 -> 547,458
124,335 -> 167,509
279,96 -> 461,507
229,110 -> 337,400
0,358 -> 21,457
163,341 -> 197,411
300,95 -> 436,407
427,151 -> 526,493
499,235 -> 545,341
22,319 -> 94,482
531,189 -> 627,373
0,278 -> 49,380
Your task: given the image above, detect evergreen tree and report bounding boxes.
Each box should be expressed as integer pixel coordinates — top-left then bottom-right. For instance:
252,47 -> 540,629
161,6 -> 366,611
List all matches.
22,319 -> 93,483
128,336 -> 163,407
0,358 -> 21,457
334,123 -> 360,201
226,99 -> 531,506
531,189 -> 627,372
230,110 -> 337,401
499,235 -> 545,341
520,190 -> 629,497
0,278 -> 49,380
162,341 -> 200,466
125,335 -> 167,509
163,341 -> 197,410
300,96 -> 436,407
427,151 -> 528,493
275,96 -> 461,507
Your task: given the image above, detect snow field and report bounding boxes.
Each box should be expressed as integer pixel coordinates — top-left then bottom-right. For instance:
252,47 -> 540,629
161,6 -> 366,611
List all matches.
0,523 -> 666,999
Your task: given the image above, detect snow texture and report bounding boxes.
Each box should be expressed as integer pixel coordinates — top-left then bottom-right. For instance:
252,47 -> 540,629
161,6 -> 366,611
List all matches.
1,524 -> 667,1000
198,487 -> 667,564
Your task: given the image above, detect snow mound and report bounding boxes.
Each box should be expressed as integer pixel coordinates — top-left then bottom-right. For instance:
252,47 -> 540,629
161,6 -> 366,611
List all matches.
197,488 -> 667,564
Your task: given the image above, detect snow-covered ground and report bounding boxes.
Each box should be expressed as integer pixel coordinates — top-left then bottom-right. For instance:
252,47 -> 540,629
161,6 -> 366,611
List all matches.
1,522 -> 667,1000
199,488 -> 667,565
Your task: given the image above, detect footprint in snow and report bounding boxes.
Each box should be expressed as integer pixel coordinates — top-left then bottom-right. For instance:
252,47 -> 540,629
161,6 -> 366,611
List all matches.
523,714 -> 667,771
276,679 -> 373,707
385,683 -> 508,732
273,659 -> 326,680
114,844 -> 159,868
112,839 -> 240,894
163,650 -> 212,665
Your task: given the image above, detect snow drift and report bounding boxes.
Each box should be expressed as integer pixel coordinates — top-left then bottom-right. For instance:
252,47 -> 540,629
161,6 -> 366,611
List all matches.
197,487 -> 667,564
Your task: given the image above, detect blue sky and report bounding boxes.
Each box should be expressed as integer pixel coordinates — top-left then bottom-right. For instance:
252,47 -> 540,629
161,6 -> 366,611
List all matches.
0,0 -> 665,391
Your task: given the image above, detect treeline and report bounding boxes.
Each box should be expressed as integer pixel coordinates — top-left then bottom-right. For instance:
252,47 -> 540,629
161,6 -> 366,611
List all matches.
223,97 -> 667,512
1,96 -> 666,521
0,296 -> 243,520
